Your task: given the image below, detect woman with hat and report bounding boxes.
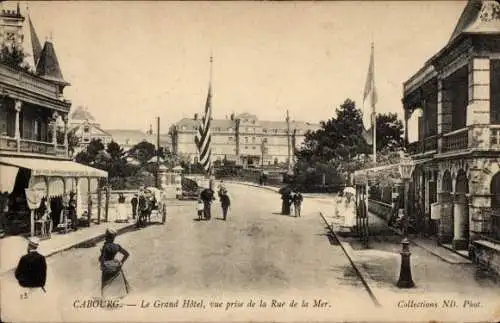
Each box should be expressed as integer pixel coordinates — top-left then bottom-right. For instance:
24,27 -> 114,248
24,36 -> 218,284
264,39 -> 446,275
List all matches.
98,228 -> 130,297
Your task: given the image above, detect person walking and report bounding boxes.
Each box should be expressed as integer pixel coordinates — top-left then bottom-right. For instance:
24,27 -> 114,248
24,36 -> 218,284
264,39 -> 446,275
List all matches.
99,228 -> 130,298
137,189 -> 149,228
200,183 -> 215,220
293,191 -> 303,217
219,189 -> 231,221
15,237 -> 47,292
131,194 -> 138,220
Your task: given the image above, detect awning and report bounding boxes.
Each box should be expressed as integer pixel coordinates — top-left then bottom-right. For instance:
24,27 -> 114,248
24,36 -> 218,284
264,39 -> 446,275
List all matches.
0,164 -> 19,194
0,157 -> 108,178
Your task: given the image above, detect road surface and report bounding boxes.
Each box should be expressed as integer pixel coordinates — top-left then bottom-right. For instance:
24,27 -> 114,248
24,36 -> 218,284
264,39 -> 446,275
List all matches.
2,183 -> 376,322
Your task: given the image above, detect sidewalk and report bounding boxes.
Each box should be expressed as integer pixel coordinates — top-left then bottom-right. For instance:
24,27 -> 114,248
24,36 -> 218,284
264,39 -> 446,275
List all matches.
324,204 -> 500,309
0,220 -> 135,275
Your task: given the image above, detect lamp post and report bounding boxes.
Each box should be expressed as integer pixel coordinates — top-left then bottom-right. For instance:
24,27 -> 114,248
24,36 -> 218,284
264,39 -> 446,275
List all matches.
397,153 -> 415,288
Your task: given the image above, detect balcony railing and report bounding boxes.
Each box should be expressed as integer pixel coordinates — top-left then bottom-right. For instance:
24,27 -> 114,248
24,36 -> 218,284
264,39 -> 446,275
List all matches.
407,135 -> 437,156
424,135 -> 438,151
491,126 -> 500,150
0,64 -> 59,99
0,136 -> 67,157
442,128 -> 468,153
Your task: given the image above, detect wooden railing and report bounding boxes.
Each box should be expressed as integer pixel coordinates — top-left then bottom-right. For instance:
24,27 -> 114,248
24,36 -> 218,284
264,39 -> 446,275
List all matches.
0,64 -> 59,99
0,136 -> 67,157
442,128 -> 469,153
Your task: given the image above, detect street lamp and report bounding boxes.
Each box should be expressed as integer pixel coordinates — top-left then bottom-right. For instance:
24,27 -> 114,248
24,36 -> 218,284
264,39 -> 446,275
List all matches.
397,153 -> 415,288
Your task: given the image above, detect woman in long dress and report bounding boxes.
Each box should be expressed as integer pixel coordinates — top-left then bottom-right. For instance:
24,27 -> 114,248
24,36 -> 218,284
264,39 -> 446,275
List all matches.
99,228 -> 130,298
343,194 -> 357,228
115,194 -> 127,222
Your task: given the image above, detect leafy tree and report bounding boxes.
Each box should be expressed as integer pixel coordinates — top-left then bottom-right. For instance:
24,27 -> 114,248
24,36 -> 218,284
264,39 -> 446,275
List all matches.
375,113 -> 404,153
74,139 -> 105,166
106,141 -> 124,160
0,43 -> 31,72
128,141 -> 156,164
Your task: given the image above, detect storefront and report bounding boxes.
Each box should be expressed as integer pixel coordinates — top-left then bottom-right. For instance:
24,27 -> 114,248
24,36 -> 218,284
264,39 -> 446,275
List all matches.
0,156 -> 107,237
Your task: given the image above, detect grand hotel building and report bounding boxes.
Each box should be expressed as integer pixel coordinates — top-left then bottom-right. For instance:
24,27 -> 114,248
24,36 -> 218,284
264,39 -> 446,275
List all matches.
169,112 -> 319,167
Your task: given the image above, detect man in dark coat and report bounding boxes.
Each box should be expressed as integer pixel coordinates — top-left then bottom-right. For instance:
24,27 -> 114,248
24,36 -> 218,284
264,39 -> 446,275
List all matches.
137,189 -> 149,228
131,194 -> 138,219
15,237 -> 47,290
219,189 -> 231,221
200,186 -> 215,220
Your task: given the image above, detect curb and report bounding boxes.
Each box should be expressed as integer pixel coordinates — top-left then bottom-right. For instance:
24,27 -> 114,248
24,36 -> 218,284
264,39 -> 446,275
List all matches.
1,223 -> 136,276
229,181 -> 280,193
45,222 -> 137,257
319,212 -> 382,308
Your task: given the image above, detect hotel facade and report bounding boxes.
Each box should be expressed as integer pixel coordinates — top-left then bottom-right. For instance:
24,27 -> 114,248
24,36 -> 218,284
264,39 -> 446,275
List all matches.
169,112 -> 319,168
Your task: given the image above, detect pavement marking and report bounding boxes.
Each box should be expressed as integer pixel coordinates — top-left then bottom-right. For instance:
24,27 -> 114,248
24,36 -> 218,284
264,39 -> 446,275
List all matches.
319,212 -> 382,308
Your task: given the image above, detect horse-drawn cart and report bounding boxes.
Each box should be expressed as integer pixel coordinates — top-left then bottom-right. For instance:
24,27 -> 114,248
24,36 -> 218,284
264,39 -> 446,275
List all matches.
145,187 -> 166,224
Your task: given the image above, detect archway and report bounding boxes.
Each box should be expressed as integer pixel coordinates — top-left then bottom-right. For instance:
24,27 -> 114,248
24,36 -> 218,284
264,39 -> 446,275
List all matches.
453,169 -> 469,250
490,172 -> 500,240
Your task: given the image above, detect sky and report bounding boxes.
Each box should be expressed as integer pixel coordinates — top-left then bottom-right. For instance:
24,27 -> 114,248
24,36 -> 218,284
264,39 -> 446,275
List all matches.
9,1 -> 466,138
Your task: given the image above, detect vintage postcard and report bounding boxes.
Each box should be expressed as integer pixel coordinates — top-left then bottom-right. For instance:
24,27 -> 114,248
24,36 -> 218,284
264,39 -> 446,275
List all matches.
1,0 -> 500,322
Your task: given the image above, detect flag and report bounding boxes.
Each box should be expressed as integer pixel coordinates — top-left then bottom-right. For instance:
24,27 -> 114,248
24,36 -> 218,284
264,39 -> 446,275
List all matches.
362,43 -> 377,146
362,43 -> 377,131
194,82 -> 213,174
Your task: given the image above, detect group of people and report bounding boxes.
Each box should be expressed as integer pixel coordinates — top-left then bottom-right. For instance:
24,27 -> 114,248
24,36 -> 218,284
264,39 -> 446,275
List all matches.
197,180 -> 231,221
281,190 -> 303,217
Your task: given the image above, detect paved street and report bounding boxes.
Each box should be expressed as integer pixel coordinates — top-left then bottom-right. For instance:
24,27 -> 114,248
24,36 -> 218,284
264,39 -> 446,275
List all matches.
1,183 -> 377,322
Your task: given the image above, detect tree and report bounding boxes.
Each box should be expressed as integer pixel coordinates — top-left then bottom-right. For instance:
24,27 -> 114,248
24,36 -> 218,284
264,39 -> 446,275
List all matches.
74,139 -> 105,166
0,43 -> 31,72
106,141 -> 124,160
375,112 -> 404,153
128,141 -> 156,164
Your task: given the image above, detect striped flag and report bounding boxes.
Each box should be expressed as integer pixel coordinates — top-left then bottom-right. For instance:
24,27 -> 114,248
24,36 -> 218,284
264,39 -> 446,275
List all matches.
195,82 -> 213,174
362,43 -> 377,147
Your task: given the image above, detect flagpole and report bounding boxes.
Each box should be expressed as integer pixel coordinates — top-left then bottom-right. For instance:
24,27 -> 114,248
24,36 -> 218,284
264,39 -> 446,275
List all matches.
371,42 -> 376,165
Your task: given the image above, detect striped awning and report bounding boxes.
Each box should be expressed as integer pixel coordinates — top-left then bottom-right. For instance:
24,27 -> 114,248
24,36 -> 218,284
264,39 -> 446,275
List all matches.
0,157 -> 107,178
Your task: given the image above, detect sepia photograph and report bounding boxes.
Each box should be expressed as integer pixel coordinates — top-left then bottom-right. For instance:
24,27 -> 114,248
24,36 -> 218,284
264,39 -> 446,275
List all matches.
0,0 -> 500,322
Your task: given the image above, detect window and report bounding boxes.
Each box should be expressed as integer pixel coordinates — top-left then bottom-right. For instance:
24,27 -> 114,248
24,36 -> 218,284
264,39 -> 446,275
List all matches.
263,128 -> 267,133
252,120 -> 255,124
246,127 -> 250,132
252,137 -> 255,142
491,60 -> 500,124
245,146 -> 248,149
274,129 -> 278,134
228,136 -> 233,141
252,146 -> 256,150
228,127 -> 233,132
245,137 -> 248,143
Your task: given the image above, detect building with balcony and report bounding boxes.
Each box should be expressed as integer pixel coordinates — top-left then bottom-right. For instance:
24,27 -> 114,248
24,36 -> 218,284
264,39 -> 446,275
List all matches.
402,0 -> 500,266
169,112 -> 319,168
0,9 -> 107,237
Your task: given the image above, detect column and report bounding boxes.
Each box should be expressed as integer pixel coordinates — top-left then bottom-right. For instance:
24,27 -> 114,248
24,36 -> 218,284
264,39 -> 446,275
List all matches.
63,114 -> 69,157
14,100 -> 22,152
452,193 -> 468,250
51,112 -> 58,149
437,77 -> 452,153
468,57 -> 491,149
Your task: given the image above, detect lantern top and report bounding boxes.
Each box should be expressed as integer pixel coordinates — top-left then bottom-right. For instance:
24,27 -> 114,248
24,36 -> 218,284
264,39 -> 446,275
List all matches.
398,153 -> 415,180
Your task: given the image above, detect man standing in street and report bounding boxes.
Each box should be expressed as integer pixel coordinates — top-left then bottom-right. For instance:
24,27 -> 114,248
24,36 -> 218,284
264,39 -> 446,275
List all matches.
131,194 -> 138,220
200,182 -> 215,220
293,191 -> 303,217
219,189 -> 231,221
15,237 -> 47,292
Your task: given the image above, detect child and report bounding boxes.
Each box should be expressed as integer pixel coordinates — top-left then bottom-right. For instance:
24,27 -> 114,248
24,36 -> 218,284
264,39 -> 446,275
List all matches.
197,198 -> 204,221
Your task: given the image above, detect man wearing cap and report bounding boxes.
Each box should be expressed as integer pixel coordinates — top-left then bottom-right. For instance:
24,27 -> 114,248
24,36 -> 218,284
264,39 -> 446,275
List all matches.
15,237 -> 47,290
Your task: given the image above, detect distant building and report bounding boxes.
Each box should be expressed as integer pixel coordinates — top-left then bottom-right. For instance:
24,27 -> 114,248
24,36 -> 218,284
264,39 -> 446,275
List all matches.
106,126 -> 172,152
68,106 -> 112,154
169,112 -> 319,168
